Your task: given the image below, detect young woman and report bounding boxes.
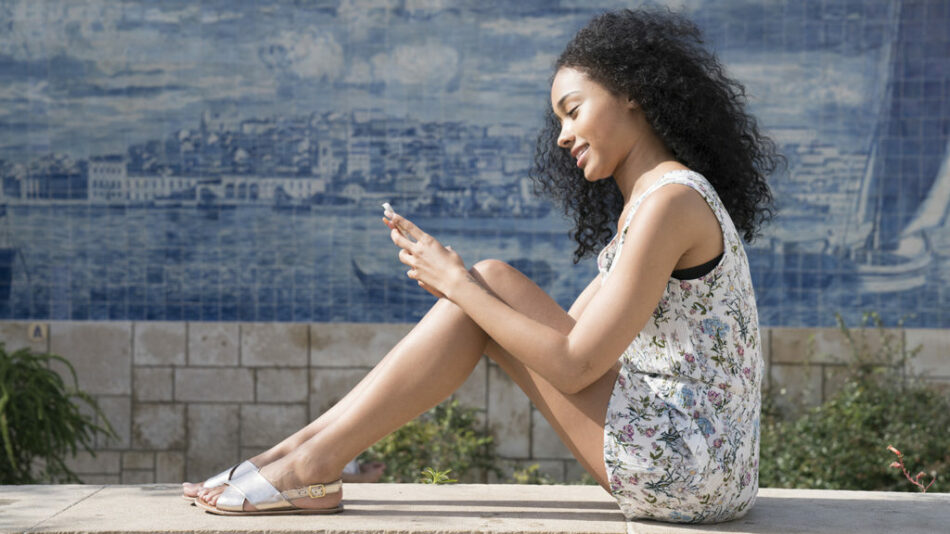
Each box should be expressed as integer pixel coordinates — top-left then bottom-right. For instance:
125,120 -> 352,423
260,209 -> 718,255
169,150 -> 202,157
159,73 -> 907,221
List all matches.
185,7 -> 782,524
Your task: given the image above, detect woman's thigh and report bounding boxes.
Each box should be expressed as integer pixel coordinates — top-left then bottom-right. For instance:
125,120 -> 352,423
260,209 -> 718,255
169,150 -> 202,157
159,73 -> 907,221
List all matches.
470,260 -> 618,491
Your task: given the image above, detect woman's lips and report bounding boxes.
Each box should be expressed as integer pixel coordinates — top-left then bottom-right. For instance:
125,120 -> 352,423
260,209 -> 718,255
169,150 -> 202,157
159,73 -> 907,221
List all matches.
576,145 -> 590,168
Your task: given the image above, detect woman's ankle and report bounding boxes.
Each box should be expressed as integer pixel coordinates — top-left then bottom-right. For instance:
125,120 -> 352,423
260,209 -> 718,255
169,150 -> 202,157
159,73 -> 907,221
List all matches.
249,432 -> 324,471
249,448 -> 285,468
287,453 -> 343,486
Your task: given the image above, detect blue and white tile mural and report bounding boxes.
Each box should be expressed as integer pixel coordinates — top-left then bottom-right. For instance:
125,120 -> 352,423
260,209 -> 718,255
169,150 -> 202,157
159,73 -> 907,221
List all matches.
0,0 -> 947,326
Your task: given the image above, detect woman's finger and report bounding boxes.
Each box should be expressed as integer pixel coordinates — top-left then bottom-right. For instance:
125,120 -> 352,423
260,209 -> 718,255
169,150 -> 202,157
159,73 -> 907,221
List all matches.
390,226 -> 415,250
391,213 -> 428,242
398,248 -> 414,266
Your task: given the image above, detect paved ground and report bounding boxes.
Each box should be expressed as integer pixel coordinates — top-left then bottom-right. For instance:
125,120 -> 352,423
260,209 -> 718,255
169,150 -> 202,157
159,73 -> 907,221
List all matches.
1,483 -> 948,534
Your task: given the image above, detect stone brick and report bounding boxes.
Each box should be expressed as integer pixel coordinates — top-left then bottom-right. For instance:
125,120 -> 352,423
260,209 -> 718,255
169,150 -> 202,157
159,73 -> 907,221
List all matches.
121,451 -> 154,470
240,404 -> 309,448
471,408 -> 488,433
771,326 -> 893,365
188,322 -> 239,366
96,395 -> 131,449
133,367 -> 173,402
257,368 -> 309,403
487,364 -> 530,458
186,404 -> 240,481
241,323 -> 308,367
531,409 -> 573,459
564,459 -> 593,484
65,451 -> 120,474
132,403 -> 185,450
529,460 -> 567,483
75,394 -> 98,427
155,451 -> 185,483
0,321 -> 49,353
905,329 -> 950,378
49,321 -> 132,395
309,368 -> 368,420
822,364 -> 852,403
455,468 -> 487,484
761,328 -> 771,368
487,459 -> 564,483
310,323 -> 412,367
922,378 -> 950,396
486,458 -> 518,484
133,322 -> 185,366
120,469 -> 155,484
769,364 -> 823,418
174,368 -> 253,402
79,474 -> 120,484
452,356 -> 487,410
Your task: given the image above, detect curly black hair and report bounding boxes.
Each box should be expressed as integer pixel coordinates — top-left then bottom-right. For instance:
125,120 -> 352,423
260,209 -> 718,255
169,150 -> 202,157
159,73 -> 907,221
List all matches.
530,7 -> 784,263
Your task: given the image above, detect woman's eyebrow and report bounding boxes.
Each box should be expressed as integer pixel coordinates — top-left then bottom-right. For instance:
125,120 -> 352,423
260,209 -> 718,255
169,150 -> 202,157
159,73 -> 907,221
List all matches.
555,90 -> 580,113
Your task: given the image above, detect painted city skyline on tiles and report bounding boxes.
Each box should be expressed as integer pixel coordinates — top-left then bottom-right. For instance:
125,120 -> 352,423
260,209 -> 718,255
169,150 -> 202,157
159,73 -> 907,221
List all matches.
0,0 -> 947,327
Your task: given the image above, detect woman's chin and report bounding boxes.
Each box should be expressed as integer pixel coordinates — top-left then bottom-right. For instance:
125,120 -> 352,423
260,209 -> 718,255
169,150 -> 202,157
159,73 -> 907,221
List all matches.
581,169 -> 610,183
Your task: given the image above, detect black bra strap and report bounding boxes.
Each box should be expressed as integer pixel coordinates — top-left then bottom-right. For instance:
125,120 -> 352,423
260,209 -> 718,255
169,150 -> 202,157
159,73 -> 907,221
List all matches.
671,252 -> 724,280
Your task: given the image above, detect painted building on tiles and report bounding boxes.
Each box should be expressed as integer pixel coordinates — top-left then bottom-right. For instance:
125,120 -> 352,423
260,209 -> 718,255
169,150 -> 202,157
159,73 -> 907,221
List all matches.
0,0 -> 947,327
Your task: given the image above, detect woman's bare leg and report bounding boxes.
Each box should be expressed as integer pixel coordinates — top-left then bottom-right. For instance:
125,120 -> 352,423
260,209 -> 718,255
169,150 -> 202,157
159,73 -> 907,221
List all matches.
475,261 -> 619,490
202,260 -> 617,510
183,333 -> 415,496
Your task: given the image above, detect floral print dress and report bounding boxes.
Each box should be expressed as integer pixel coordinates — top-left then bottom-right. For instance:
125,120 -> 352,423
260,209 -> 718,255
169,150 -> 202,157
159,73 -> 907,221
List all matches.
599,169 -> 762,524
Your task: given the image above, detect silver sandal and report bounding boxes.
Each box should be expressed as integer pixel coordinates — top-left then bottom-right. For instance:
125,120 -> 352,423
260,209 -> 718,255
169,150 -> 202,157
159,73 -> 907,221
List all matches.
182,460 -> 257,504
198,470 -> 344,516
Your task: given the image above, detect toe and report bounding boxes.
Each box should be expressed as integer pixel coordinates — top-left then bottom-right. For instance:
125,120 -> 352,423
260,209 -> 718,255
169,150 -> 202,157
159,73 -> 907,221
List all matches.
182,482 -> 201,497
200,485 -> 226,504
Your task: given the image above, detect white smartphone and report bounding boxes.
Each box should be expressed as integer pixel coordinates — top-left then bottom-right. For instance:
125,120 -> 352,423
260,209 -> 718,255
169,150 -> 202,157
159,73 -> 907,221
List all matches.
382,202 -> 407,237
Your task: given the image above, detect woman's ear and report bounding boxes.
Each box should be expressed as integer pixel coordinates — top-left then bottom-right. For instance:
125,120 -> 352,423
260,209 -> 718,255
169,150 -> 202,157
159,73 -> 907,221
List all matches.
627,98 -> 639,110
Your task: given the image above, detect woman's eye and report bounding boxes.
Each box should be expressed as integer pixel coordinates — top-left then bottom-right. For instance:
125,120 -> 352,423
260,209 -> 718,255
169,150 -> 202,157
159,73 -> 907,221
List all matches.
568,106 -> 579,118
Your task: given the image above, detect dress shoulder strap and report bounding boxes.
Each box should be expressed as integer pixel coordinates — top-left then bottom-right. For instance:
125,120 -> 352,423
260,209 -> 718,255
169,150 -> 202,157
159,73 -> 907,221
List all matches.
608,170 -> 726,273
618,169 -> 706,238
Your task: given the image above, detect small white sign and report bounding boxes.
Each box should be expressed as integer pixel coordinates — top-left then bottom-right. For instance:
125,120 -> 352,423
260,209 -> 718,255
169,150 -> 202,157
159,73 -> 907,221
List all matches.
28,323 -> 47,342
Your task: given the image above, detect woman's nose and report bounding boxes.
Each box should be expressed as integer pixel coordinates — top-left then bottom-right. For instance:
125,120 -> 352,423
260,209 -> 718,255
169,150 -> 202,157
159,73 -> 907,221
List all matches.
557,126 -> 572,148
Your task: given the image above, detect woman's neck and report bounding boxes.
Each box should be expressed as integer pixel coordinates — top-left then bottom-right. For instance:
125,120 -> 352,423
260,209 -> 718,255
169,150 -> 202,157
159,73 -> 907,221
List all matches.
614,152 -> 684,206
611,118 -> 683,205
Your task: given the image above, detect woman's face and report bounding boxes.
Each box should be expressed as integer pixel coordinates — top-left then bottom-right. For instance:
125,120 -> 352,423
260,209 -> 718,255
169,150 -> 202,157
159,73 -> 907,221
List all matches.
550,67 -> 640,181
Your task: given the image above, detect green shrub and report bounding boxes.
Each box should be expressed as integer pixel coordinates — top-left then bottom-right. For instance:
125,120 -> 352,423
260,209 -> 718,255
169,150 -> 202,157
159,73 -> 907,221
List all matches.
418,466 -> 457,484
760,313 -> 950,492
0,343 -> 115,484
360,399 -> 500,483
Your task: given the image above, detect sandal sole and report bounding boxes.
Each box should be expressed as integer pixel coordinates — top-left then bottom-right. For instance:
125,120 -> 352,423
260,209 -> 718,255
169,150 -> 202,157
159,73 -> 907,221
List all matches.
196,499 -> 344,516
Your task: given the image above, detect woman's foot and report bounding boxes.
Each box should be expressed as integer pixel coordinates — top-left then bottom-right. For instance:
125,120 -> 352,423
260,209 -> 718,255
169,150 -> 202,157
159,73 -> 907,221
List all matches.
182,449 -> 280,499
199,454 -> 343,512
182,459 -> 260,499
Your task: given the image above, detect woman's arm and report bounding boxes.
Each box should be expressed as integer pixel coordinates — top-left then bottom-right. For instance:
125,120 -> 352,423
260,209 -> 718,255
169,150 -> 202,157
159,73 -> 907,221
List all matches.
387,185 -> 708,393
568,274 -> 601,321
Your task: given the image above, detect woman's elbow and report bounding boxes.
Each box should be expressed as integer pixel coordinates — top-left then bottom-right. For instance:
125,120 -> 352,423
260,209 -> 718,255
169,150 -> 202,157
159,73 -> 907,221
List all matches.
553,363 -> 598,395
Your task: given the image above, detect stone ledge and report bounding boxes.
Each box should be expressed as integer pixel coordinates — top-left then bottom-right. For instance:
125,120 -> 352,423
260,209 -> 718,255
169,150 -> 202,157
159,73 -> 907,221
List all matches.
1,484 -> 948,534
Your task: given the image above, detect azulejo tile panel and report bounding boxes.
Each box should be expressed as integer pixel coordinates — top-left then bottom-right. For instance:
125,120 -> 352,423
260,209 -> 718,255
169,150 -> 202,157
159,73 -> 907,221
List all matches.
0,1 -> 947,327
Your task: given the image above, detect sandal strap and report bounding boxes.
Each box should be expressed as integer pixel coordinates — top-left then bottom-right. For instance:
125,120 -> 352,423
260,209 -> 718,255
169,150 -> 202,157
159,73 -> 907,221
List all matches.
217,470 -> 288,512
280,479 -> 343,500
202,460 -> 256,489
216,472 -> 343,513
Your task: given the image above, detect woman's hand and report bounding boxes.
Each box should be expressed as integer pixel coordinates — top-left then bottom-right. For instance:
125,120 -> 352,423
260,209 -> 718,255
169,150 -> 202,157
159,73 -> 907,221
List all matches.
384,213 -> 468,300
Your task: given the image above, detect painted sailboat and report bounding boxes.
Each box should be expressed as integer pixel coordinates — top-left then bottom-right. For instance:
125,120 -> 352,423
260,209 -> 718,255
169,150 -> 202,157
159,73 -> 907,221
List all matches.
843,0 -> 948,293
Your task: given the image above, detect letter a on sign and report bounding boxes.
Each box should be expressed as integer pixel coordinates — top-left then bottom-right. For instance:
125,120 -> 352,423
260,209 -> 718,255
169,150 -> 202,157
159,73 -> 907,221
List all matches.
28,323 -> 47,342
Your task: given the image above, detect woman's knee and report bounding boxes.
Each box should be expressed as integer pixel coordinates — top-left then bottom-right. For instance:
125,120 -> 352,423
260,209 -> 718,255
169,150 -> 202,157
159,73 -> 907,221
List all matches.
470,259 -> 516,284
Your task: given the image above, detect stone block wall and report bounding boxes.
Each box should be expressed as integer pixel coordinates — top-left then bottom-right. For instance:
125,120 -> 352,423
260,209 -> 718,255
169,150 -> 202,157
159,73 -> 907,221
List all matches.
1,321 -> 948,485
